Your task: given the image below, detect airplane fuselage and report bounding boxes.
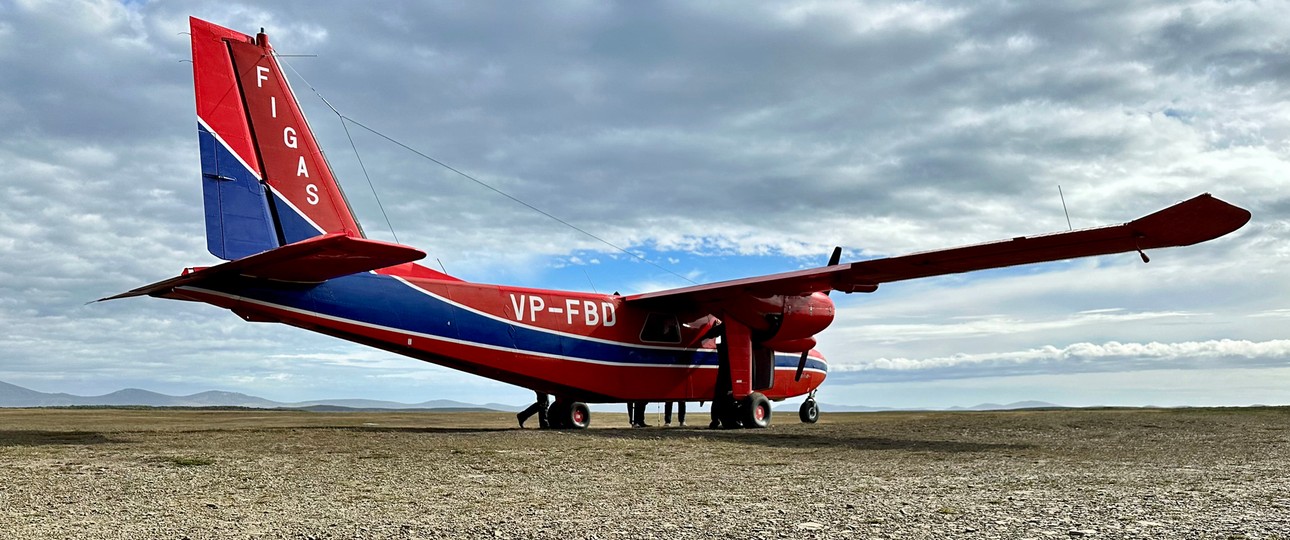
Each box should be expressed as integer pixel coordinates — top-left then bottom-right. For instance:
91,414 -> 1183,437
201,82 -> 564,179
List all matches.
171,266 -> 827,403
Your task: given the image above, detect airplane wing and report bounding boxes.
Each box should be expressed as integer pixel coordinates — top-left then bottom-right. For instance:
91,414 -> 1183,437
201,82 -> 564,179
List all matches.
98,233 -> 425,301
625,193 -> 1250,307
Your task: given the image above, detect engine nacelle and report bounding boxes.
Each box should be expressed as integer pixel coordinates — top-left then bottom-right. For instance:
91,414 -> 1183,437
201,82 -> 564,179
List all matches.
726,292 -> 836,352
762,337 -> 816,353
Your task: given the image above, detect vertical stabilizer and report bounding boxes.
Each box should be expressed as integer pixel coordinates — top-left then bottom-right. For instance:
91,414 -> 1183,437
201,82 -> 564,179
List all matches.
190,17 -> 364,261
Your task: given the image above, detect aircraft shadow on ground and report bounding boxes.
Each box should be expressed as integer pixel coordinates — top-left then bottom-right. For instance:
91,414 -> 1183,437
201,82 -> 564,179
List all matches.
167,425 -> 1032,453
263,424 -> 1032,453
0,430 -> 128,447
307,426 -> 515,435
566,427 -> 1035,453
159,426 -> 518,436
0,425 -> 1033,453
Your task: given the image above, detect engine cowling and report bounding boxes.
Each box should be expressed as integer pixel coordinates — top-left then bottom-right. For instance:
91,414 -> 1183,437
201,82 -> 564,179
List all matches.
763,337 -> 816,353
725,291 -> 836,352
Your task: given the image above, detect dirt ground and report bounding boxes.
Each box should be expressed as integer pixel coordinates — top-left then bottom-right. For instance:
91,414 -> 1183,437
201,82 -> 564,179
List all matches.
1,407 -> 1287,539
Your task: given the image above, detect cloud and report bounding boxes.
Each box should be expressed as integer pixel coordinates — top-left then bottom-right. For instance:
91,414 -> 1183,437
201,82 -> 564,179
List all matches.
0,0 -> 1287,406
828,339 -> 1290,383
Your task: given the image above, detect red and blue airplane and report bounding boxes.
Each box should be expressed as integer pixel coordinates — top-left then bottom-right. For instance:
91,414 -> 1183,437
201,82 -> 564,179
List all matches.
103,18 -> 1251,429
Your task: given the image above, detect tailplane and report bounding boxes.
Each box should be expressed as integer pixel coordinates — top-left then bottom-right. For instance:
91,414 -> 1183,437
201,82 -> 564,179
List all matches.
190,17 -> 363,261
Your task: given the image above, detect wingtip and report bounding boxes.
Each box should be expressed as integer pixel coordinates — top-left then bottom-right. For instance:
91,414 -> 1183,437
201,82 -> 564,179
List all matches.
1133,193 -> 1251,247
1190,193 -> 1252,238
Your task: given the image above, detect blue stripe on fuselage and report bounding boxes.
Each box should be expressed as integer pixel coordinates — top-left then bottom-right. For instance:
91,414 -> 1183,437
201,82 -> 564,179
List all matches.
225,272 -> 829,372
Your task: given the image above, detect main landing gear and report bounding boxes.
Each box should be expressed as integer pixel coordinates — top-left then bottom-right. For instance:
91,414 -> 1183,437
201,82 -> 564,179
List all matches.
712,391 -> 773,429
546,400 -> 591,430
742,392 -> 772,429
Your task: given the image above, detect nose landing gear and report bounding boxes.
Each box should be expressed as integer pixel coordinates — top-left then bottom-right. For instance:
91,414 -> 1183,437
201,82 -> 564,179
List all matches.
799,390 -> 820,424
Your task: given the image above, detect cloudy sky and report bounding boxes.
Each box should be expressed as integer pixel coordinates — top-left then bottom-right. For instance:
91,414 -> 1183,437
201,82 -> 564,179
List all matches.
1,0 -> 1287,409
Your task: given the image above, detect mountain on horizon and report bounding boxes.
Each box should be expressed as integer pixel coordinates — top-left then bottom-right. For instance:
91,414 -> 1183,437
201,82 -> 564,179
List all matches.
944,400 -> 1064,411
0,380 -> 521,411
1,380 -> 1061,413
817,400 -> 1063,412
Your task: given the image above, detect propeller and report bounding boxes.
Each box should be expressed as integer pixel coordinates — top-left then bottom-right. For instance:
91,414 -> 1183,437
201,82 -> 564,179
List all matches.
796,246 -> 842,381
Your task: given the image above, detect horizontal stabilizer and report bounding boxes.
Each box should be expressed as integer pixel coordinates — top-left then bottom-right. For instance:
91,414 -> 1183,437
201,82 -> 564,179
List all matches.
98,234 -> 425,302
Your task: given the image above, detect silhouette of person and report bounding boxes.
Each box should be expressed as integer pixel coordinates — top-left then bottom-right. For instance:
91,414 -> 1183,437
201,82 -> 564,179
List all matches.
665,401 -> 686,426
633,401 -> 650,427
516,391 -> 549,429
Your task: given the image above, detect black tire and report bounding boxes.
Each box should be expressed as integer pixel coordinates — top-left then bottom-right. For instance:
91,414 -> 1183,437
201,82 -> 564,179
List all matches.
799,399 -> 819,423
717,397 -> 742,429
548,401 -> 569,429
741,392 -> 771,429
568,402 -> 591,429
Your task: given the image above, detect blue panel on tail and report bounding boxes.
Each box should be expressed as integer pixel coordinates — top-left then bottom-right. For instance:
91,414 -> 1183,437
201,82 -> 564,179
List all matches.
269,190 -> 327,244
199,123 -> 279,260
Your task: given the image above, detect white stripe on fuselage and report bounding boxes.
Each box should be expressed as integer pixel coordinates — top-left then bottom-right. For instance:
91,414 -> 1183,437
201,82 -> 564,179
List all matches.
177,285 -> 826,373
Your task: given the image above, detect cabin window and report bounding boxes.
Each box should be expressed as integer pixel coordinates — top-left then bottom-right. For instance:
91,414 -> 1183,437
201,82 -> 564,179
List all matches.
640,313 -> 682,344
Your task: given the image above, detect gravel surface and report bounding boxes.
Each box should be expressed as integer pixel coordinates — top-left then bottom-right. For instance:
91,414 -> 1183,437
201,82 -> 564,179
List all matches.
1,407 -> 1288,539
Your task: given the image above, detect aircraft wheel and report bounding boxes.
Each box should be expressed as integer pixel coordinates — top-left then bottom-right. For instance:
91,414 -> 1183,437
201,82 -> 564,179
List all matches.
717,398 -> 743,429
799,399 -> 820,423
548,401 -> 569,429
741,392 -> 771,429
567,402 -> 591,429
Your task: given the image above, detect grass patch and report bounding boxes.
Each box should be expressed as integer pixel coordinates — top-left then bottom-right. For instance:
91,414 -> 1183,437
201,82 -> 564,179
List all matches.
163,456 -> 214,467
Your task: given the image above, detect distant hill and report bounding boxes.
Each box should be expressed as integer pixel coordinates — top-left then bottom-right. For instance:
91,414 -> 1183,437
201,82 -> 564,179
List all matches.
2,380 -> 1065,413
945,400 -> 1064,411
816,400 -> 1063,412
0,380 -> 521,411
812,403 -> 896,412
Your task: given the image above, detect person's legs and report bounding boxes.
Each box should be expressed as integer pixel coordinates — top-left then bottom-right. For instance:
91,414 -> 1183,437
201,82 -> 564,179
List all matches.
536,392 -> 550,429
634,401 -> 649,427
516,401 -> 540,428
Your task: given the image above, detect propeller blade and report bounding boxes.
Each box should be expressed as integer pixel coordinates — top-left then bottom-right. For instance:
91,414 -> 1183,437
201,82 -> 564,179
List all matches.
824,246 -> 842,297
799,247 -> 841,381
801,246 -> 841,381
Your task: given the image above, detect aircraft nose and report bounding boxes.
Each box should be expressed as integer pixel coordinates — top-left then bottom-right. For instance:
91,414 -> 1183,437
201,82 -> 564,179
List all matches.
812,349 -> 828,373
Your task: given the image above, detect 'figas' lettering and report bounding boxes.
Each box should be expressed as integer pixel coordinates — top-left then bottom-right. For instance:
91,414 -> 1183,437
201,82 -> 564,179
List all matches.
254,62 -> 313,203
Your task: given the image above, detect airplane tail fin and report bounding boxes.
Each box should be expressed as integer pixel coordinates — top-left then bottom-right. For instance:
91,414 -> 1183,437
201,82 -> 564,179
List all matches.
190,17 -> 364,261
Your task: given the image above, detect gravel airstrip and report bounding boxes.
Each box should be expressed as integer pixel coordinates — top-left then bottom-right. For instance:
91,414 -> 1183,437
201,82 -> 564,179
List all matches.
1,407 -> 1288,539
